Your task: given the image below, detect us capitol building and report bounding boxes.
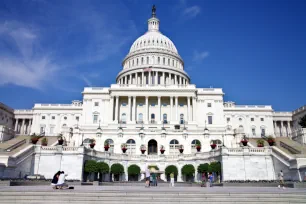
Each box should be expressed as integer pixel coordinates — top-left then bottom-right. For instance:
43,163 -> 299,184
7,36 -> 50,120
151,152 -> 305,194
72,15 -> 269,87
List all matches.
1,7 -> 305,182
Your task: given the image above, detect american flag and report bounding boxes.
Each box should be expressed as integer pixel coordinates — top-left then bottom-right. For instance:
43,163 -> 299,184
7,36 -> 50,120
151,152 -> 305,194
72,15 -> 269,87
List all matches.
143,67 -> 152,72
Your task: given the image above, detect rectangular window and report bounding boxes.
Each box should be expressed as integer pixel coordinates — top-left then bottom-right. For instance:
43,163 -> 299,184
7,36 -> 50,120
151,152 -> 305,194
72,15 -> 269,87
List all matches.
251,118 -> 254,121
227,118 -> 230,122
252,128 -> 256,136
261,118 -> 264,121
42,116 -> 45,120
207,103 -> 212,107
76,116 -> 79,121
94,102 -> 99,106
93,115 -> 98,124
208,116 -> 213,124
52,116 -> 55,120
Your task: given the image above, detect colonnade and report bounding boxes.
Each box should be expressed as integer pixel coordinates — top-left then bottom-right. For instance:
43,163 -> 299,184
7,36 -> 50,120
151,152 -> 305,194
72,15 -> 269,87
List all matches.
110,96 -> 196,123
273,121 -> 291,137
117,70 -> 188,86
14,118 -> 32,135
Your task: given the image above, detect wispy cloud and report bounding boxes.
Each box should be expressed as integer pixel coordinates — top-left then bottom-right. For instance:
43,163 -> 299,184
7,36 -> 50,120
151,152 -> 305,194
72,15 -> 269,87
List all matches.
0,21 -> 59,89
193,51 -> 209,62
183,6 -> 201,19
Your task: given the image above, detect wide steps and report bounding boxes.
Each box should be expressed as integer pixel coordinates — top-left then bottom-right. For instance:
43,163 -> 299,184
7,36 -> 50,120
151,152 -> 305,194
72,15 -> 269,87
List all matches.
0,191 -> 305,204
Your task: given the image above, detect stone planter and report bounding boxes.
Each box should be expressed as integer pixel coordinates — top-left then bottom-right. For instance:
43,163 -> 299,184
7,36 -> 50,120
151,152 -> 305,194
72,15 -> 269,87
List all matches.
141,150 -> 146,154
196,147 -> 201,152
179,149 -> 184,153
104,146 -> 109,151
58,139 -> 64,145
90,143 -> 95,149
241,141 -> 248,146
31,139 -> 38,145
122,148 -> 127,153
268,140 -> 274,146
210,144 -> 216,149
257,144 -> 264,147
160,149 -> 165,154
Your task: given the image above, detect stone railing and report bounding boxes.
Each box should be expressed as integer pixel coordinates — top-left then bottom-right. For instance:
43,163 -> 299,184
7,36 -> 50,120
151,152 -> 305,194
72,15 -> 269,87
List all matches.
222,147 -> 272,156
280,141 -> 301,154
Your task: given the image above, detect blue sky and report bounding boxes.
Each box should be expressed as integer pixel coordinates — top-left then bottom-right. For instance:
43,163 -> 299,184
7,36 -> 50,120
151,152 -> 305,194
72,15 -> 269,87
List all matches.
0,0 -> 305,111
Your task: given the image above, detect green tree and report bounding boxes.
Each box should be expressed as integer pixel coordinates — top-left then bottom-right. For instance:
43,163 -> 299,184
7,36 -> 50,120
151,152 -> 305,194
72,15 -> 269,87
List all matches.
299,115 -> 306,128
128,164 -> 141,176
165,165 -> 178,175
97,162 -> 109,174
197,163 -> 209,173
84,160 -> 98,173
209,162 -> 221,174
181,164 -> 195,176
111,163 -> 124,175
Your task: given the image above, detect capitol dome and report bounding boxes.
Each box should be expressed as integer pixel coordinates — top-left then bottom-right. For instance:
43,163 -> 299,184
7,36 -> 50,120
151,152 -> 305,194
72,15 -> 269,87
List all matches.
117,6 -> 190,86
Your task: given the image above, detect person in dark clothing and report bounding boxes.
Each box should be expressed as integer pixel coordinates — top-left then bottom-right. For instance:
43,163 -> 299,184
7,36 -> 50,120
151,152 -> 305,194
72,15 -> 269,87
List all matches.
51,171 -> 61,189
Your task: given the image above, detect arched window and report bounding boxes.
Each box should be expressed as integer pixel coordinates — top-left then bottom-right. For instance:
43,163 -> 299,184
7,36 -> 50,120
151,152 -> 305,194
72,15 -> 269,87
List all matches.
121,113 -> 126,124
151,114 -> 155,123
105,139 -> 114,153
180,114 -> 184,124
191,140 -> 201,153
163,114 -> 167,124
126,139 -> 136,155
169,139 -> 180,155
138,113 -> 143,123
83,138 -> 91,148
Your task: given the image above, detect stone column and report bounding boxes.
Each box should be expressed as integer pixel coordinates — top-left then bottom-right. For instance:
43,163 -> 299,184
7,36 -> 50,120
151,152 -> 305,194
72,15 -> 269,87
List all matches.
21,119 -> 25,135
158,96 -> 161,122
110,96 -> 114,121
136,73 -> 138,85
128,96 -> 131,122
132,96 -> 136,122
142,72 -> 145,85
287,121 -> 292,137
145,96 -> 149,122
124,76 -> 127,85
14,119 -> 18,132
174,75 -> 176,85
273,121 -> 277,136
187,97 -> 191,121
192,97 -> 196,121
129,74 -> 132,84
149,71 -> 151,85
115,96 -> 119,122
170,97 -> 173,121
280,121 -> 284,136
162,72 -> 165,85
29,119 -> 32,135
175,97 -> 178,121
155,71 -> 158,85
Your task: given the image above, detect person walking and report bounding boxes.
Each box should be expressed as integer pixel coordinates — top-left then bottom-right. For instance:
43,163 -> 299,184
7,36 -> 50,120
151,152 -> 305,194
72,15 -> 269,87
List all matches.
152,173 -> 157,186
208,173 -> 213,187
278,170 -> 285,189
145,167 -> 150,187
170,172 -> 175,187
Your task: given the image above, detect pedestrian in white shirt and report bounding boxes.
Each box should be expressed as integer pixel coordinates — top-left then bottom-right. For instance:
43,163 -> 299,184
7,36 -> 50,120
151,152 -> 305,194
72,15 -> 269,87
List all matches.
57,171 -> 68,189
145,167 -> 150,187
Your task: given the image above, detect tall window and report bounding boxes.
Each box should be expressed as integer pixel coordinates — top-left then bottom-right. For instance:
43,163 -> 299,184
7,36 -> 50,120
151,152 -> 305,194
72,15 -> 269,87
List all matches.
121,113 -> 126,124
207,103 -> 212,107
105,139 -> 114,153
141,57 -> 144,64
163,114 -> 168,124
180,114 -> 184,124
94,102 -> 99,106
158,57 -> 160,64
252,128 -> 256,136
126,139 -> 136,155
93,115 -> 98,124
168,58 -> 170,65
163,58 -> 165,65
261,128 -> 266,136
169,139 -> 180,155
191,140 -> 201,153
208,116 -> 213,124
138,113 -> 143,123
151,114 -> 155,123
147,56 -> 149,64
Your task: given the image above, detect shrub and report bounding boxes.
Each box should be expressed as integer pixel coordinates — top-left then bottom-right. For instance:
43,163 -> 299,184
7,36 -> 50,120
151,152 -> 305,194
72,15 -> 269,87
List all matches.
197,163 -> 209,173
195,140 -> 201,147
84,160 -> 98,173
181,164 -> 195,176
257,139 -> 265,146
111,163 -> 124,175
41,137 -> 48,146
209,162 -> 221,174
165,165 -> 178,175
96,162 -> 109,174
128,164 -> 141,176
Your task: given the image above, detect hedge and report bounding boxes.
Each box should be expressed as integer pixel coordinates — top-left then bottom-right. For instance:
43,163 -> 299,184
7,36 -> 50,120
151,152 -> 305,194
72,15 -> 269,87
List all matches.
111,163 -> 124,175
128,164 -> 141,176
84,160 -> 98,173
165,165 -> 178,175
181,164 -> 195,176
197,163 -> 209,173
97,162 -> 109,174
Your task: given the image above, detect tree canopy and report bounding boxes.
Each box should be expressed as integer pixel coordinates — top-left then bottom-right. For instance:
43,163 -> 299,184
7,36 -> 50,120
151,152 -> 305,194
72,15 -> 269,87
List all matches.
128,164 -> 141,176
111,163 -> 124,175
165,165 -> 178,175
97,162 -> 109,174
84,160 -> 98,173
181,164 -> 195,176
197,163 -> 209,173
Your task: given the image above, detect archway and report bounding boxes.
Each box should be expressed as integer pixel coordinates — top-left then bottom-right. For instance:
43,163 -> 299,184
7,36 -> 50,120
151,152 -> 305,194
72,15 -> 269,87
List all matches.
148,139 -> 157,155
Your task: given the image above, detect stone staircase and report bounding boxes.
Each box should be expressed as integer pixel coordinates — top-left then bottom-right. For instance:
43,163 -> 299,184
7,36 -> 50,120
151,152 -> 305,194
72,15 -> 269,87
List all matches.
0,186 -> 305,203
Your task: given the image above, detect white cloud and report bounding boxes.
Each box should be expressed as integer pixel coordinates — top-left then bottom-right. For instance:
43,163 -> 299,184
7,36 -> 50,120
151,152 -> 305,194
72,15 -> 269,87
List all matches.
0,21 -> 59,89
183,6 -> 201,19
193,51 -> 209,62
